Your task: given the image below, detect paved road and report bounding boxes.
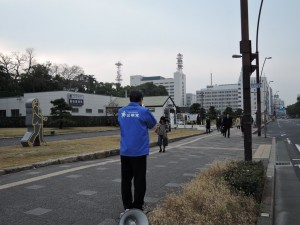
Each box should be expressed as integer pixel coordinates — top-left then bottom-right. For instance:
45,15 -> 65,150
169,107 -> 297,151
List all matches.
0,130 -> 120,147
0,128 -> 272,225
267,119 -> 300,225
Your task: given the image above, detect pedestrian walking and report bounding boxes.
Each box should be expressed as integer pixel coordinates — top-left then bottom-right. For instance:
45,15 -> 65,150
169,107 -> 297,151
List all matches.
236,116 -> 241,129
216,116 -> 222,132
118,90 -> 157,215
205,116 -> 211,134
241,114 -> 245,137
223,114 -> 233,138
156,116 -> 169,152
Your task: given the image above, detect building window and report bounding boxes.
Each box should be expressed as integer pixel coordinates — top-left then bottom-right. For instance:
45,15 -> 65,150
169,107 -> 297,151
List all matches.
86,109 -> 92,113
11,109 -> 20,117
72,108 -> 79,113
98,109 -> 104,113
0,110 -> 6,117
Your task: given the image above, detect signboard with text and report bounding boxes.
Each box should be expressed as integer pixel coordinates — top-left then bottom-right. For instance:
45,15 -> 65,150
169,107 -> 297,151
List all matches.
250,83 -> 262,89
68,94 -> 84,106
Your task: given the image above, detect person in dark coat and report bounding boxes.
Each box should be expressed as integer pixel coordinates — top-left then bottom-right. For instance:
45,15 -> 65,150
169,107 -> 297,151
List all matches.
216,116 -> 222,132
223,114 -> 233,138
205,117 -> 211,134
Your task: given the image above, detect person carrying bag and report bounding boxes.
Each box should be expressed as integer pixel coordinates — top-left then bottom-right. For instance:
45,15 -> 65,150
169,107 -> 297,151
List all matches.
156,116 -> 169,153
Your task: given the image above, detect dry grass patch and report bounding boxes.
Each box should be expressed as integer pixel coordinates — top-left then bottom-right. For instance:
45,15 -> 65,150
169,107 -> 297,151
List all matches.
0,135 -> 120,169
0,126 -> 119,138
0,128 -> 201,170
148,161 -> 259,225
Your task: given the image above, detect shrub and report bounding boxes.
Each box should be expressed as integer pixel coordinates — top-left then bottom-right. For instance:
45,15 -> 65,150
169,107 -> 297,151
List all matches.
148,161 -> 260,225
222,160 -> 266,202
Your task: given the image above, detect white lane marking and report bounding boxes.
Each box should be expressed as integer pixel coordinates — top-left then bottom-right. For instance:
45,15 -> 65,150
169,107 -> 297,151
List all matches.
181,146 -> 244,151
294,164 -> 300,169
0,159 -> 119,190
287,138 -> 291,144
1,134 -> 210,190
296,144 -> 300,153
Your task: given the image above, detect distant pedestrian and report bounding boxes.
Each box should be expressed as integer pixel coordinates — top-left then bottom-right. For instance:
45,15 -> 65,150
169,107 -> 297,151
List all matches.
216,116 -> 222,132
156,116 -> 169,152
197,114 -> 201,125
241,114 -> 245,137
236,117 -> 241,129
223,114 -> 233,138
205,117 -> 211,134
118,90 -> 157,216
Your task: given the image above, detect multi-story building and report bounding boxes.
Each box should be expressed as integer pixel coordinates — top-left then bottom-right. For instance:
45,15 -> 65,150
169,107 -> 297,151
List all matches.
239,72 -> 275,119
195,73 -> 275,118
186,93 -> 196,107
130,53 -> 186,107
196,83 -> 240,113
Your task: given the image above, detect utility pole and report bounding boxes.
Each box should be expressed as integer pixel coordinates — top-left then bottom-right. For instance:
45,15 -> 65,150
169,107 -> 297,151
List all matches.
240,0 -> 253,161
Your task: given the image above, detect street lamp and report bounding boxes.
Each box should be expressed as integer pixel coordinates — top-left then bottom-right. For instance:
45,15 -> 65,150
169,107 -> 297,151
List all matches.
232,54 -> 242,58
255,0 -> 267,137
260,57 -> 272,80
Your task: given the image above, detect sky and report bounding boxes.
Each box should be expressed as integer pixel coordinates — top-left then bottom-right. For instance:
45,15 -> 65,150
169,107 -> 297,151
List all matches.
1,0 -> 299,106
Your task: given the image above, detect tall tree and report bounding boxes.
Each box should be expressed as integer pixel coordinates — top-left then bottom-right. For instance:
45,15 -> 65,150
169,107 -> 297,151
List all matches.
20,64 -> 55,92
286,97 -> 300,118
207,106 -> 217,120
223,107 -> 234,116
50,98 -> 73,129
189,103 -> 201,114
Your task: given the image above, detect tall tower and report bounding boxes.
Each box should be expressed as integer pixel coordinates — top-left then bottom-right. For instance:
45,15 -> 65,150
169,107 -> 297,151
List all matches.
176,53 -> 183,72
115,61 -> 123,84
174,53 -> 186,106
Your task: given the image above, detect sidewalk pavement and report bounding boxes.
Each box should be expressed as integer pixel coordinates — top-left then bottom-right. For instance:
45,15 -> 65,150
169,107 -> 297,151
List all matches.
1,127 -> 299,224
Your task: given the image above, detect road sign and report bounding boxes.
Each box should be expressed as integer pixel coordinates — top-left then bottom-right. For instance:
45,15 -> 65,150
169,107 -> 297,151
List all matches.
250,83 -> 262,89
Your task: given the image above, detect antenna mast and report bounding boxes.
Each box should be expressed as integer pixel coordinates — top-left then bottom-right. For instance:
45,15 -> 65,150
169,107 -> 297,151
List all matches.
115,61 -> 123,84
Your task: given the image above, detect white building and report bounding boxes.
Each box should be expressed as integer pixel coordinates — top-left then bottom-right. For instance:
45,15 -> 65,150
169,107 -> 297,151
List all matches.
186,93 -> 196,107
130,53 -> 186,107
0,91 -> 112,117
196,83 -> 240,113
111,95 -> 177,127
0,91 -> 177,124
238,73 -> 275,118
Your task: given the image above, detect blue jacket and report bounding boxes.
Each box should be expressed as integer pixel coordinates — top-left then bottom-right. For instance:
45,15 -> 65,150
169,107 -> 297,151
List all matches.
118,102 -> 157,156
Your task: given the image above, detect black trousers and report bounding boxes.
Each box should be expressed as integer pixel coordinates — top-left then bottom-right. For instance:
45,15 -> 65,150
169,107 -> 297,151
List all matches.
121,155 -> 147,210
224,127 -> 231,137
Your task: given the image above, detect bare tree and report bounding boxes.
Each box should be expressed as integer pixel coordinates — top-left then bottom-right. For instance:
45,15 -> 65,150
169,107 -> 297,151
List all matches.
60,64 -> 84,90
24,48 -> 36,75
11,52 -> 27,79
49,63 -> 60,77
0,53 -> 14,75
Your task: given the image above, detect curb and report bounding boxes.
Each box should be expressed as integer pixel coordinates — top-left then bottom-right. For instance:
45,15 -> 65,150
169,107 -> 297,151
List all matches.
257,137 -> 276,225
0,132 -> 204,176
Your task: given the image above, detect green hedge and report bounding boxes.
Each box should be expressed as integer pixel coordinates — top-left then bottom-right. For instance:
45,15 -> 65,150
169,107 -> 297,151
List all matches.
222,160 -> 266,202
0,116 -> 118,128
